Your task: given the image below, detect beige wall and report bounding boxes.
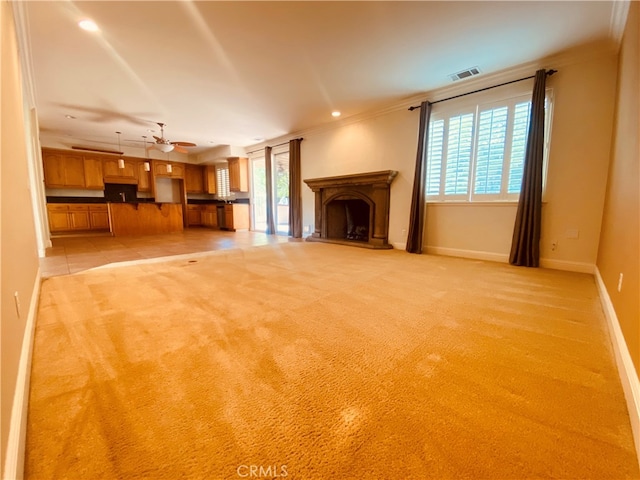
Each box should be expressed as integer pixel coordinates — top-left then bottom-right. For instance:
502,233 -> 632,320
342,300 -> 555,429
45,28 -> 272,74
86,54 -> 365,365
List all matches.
597,1 -> 639,374
300,50 -> 619,271
1,0 -> 41,474
301,108 -> 418,247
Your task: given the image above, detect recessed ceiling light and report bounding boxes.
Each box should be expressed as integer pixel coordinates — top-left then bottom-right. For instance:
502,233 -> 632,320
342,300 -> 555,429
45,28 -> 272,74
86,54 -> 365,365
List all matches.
253,137 -> 264,142
147,129 -> 155,133
65,115 -> 76,119
331,111 -> 341,118
78,19 -> 99,32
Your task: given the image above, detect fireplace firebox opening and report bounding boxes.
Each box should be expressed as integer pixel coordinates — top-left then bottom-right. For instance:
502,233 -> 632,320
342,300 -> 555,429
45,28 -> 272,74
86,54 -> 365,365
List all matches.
327,199 -> 370,242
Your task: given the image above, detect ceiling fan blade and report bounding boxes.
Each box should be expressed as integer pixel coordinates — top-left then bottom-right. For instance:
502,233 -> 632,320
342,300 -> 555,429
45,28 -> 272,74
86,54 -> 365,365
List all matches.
152,136 -> 162,142
171,141 -> 197,147
174,145 -> 188,154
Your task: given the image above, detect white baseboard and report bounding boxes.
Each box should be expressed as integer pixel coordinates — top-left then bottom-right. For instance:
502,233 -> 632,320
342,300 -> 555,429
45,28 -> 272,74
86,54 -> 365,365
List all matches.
539,258 -> 595,274
594,267 -> 640,468
424,246 -> 595,273
2,269 -> 41,480
425,246 -> 509,263
392,242 -> 407,250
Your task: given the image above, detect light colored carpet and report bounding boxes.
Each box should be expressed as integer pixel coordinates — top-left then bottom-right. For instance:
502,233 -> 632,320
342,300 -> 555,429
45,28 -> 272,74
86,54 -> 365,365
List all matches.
26,242 -> 639,479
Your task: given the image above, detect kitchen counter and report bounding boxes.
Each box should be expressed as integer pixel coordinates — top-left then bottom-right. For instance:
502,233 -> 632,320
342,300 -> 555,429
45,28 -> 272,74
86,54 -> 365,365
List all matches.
109,202 -> 183,236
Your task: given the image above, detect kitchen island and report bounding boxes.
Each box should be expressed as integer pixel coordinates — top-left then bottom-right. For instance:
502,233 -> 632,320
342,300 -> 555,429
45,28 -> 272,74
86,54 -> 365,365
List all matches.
109,202 -> 183,236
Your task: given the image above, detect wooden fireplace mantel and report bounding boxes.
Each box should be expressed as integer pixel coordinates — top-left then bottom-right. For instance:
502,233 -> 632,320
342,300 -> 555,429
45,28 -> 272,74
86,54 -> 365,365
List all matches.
304,170 -> 398,249
303,170 -> 398,191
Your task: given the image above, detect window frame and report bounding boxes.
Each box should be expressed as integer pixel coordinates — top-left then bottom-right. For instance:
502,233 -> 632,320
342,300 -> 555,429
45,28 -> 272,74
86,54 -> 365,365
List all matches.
425,88 -> 554,203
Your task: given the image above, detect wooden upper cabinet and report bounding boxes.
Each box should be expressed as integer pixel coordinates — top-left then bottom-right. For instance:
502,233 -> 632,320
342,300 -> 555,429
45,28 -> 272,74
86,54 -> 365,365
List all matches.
205,165 -> 216,194
103,157 -> 137,183
228,157 -> 249,192
137,161 -> 152,192
185,165 -> 205,193
153,160 -> 184,178
83,156 -> 104,189
43,151 -> 86,188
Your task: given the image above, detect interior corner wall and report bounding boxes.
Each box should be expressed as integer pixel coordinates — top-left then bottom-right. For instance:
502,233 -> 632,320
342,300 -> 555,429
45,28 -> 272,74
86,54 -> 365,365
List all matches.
597,0 -> 640,374
1,0 -> 41,475
299,51 -> 619,265
300,109 -> 419,248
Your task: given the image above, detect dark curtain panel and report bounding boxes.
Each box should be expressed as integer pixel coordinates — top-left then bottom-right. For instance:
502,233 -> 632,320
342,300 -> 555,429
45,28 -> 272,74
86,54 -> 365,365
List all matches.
264,146 -> 276,235
288,139 -> 303,238
509,69 -> 547,266
406,101 -> 432,254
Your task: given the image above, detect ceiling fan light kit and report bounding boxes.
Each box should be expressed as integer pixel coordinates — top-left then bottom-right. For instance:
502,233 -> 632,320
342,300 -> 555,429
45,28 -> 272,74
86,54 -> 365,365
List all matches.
149,122 -> 195,154
155,143 -> 174,153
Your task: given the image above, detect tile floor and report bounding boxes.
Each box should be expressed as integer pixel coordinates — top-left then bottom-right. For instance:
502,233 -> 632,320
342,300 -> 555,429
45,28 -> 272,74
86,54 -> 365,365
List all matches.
40,228 -> 291,278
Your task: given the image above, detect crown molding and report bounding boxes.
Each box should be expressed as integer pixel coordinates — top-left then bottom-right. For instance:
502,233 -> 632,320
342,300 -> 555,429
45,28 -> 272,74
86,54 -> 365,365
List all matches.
245,40 -> 619,153
610,0 -> 631,48
11,1 -> 38,109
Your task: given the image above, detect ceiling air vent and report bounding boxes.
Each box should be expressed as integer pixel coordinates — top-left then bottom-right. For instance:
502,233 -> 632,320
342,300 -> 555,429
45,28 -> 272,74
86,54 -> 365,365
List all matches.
449,66 -> 481,82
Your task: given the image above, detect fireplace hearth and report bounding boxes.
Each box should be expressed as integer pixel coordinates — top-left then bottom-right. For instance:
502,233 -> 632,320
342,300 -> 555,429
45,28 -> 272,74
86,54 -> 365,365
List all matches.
304,170 -> 397,249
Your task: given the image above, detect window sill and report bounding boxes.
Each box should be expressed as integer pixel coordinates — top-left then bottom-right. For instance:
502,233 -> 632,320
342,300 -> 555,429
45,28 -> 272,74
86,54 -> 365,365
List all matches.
426,200 -> 548,206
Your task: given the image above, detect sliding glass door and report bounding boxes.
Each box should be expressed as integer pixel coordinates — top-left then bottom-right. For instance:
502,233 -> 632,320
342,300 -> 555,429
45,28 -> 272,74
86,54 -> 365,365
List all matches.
250,150 -> 290,235
274,151 -> 290,235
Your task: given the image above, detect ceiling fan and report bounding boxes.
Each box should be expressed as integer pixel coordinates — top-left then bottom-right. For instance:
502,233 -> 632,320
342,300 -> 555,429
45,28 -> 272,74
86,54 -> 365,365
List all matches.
148,122 -> 196,153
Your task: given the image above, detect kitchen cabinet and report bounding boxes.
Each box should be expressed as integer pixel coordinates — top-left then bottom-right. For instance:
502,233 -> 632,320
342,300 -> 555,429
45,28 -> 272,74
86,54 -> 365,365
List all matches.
186,205 -> 203,226
185,165 -> 205,193
43,151 -> 86,188
205,166 -> 216,194
153,160 -> 184,179
88,204 -> 110,229
201,205 -> 218,228
222,203 -> 249,231
47,203 -> 110,233
82,156 -> 104,189
228,157 -> 249,192
47,204 -> 73,231
103,157 -> 137,184
137,161 -> 152,192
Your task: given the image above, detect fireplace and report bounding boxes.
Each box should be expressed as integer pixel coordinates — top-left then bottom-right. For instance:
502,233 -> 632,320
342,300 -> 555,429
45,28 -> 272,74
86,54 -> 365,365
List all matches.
304,170 -> 397,249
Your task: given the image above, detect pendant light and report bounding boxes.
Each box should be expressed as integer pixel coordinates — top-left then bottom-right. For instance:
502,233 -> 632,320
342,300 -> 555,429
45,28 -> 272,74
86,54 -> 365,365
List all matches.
142,136 -> 151,171
166,151 -> 173,174
116,131 -> 125,169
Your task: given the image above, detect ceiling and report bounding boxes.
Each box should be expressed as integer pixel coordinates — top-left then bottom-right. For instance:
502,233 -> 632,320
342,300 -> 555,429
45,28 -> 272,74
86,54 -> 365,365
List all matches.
21,1 -> 620,157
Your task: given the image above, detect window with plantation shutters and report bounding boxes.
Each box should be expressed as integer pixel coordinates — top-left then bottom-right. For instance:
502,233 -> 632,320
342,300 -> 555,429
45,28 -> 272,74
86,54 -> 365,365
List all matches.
216,165 -> 231,198
425,91 -> 552,202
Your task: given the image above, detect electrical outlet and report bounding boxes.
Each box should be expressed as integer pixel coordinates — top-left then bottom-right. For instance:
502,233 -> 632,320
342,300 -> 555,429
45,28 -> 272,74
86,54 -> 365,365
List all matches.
618,273 -> 624,292
551,240 -> 558,251
14,292 -> 21,318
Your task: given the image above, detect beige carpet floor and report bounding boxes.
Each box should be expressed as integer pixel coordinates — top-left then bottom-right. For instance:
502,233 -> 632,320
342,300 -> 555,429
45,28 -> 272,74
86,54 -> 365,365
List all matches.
26,242 -> 639,479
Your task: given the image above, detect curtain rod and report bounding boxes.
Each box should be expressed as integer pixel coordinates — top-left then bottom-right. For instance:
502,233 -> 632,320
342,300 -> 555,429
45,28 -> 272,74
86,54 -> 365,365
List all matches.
246,137 -> 304,156
408,69 -> 557,111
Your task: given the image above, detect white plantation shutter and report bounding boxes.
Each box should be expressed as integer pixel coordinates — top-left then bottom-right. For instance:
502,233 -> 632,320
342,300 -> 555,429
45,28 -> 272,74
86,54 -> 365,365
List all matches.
474,106 -> 508,195
216,165 -> 230,198
426,119 -> 445,195
508,101 -> 532,193
444,113 -> 474,196
425,90 -> 552,201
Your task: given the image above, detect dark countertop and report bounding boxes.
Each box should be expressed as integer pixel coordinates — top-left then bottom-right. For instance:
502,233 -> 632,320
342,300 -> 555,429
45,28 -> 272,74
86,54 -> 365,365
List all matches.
187,198 -> 250,205
47,196 -> 156,204
47,196 -> 107,204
